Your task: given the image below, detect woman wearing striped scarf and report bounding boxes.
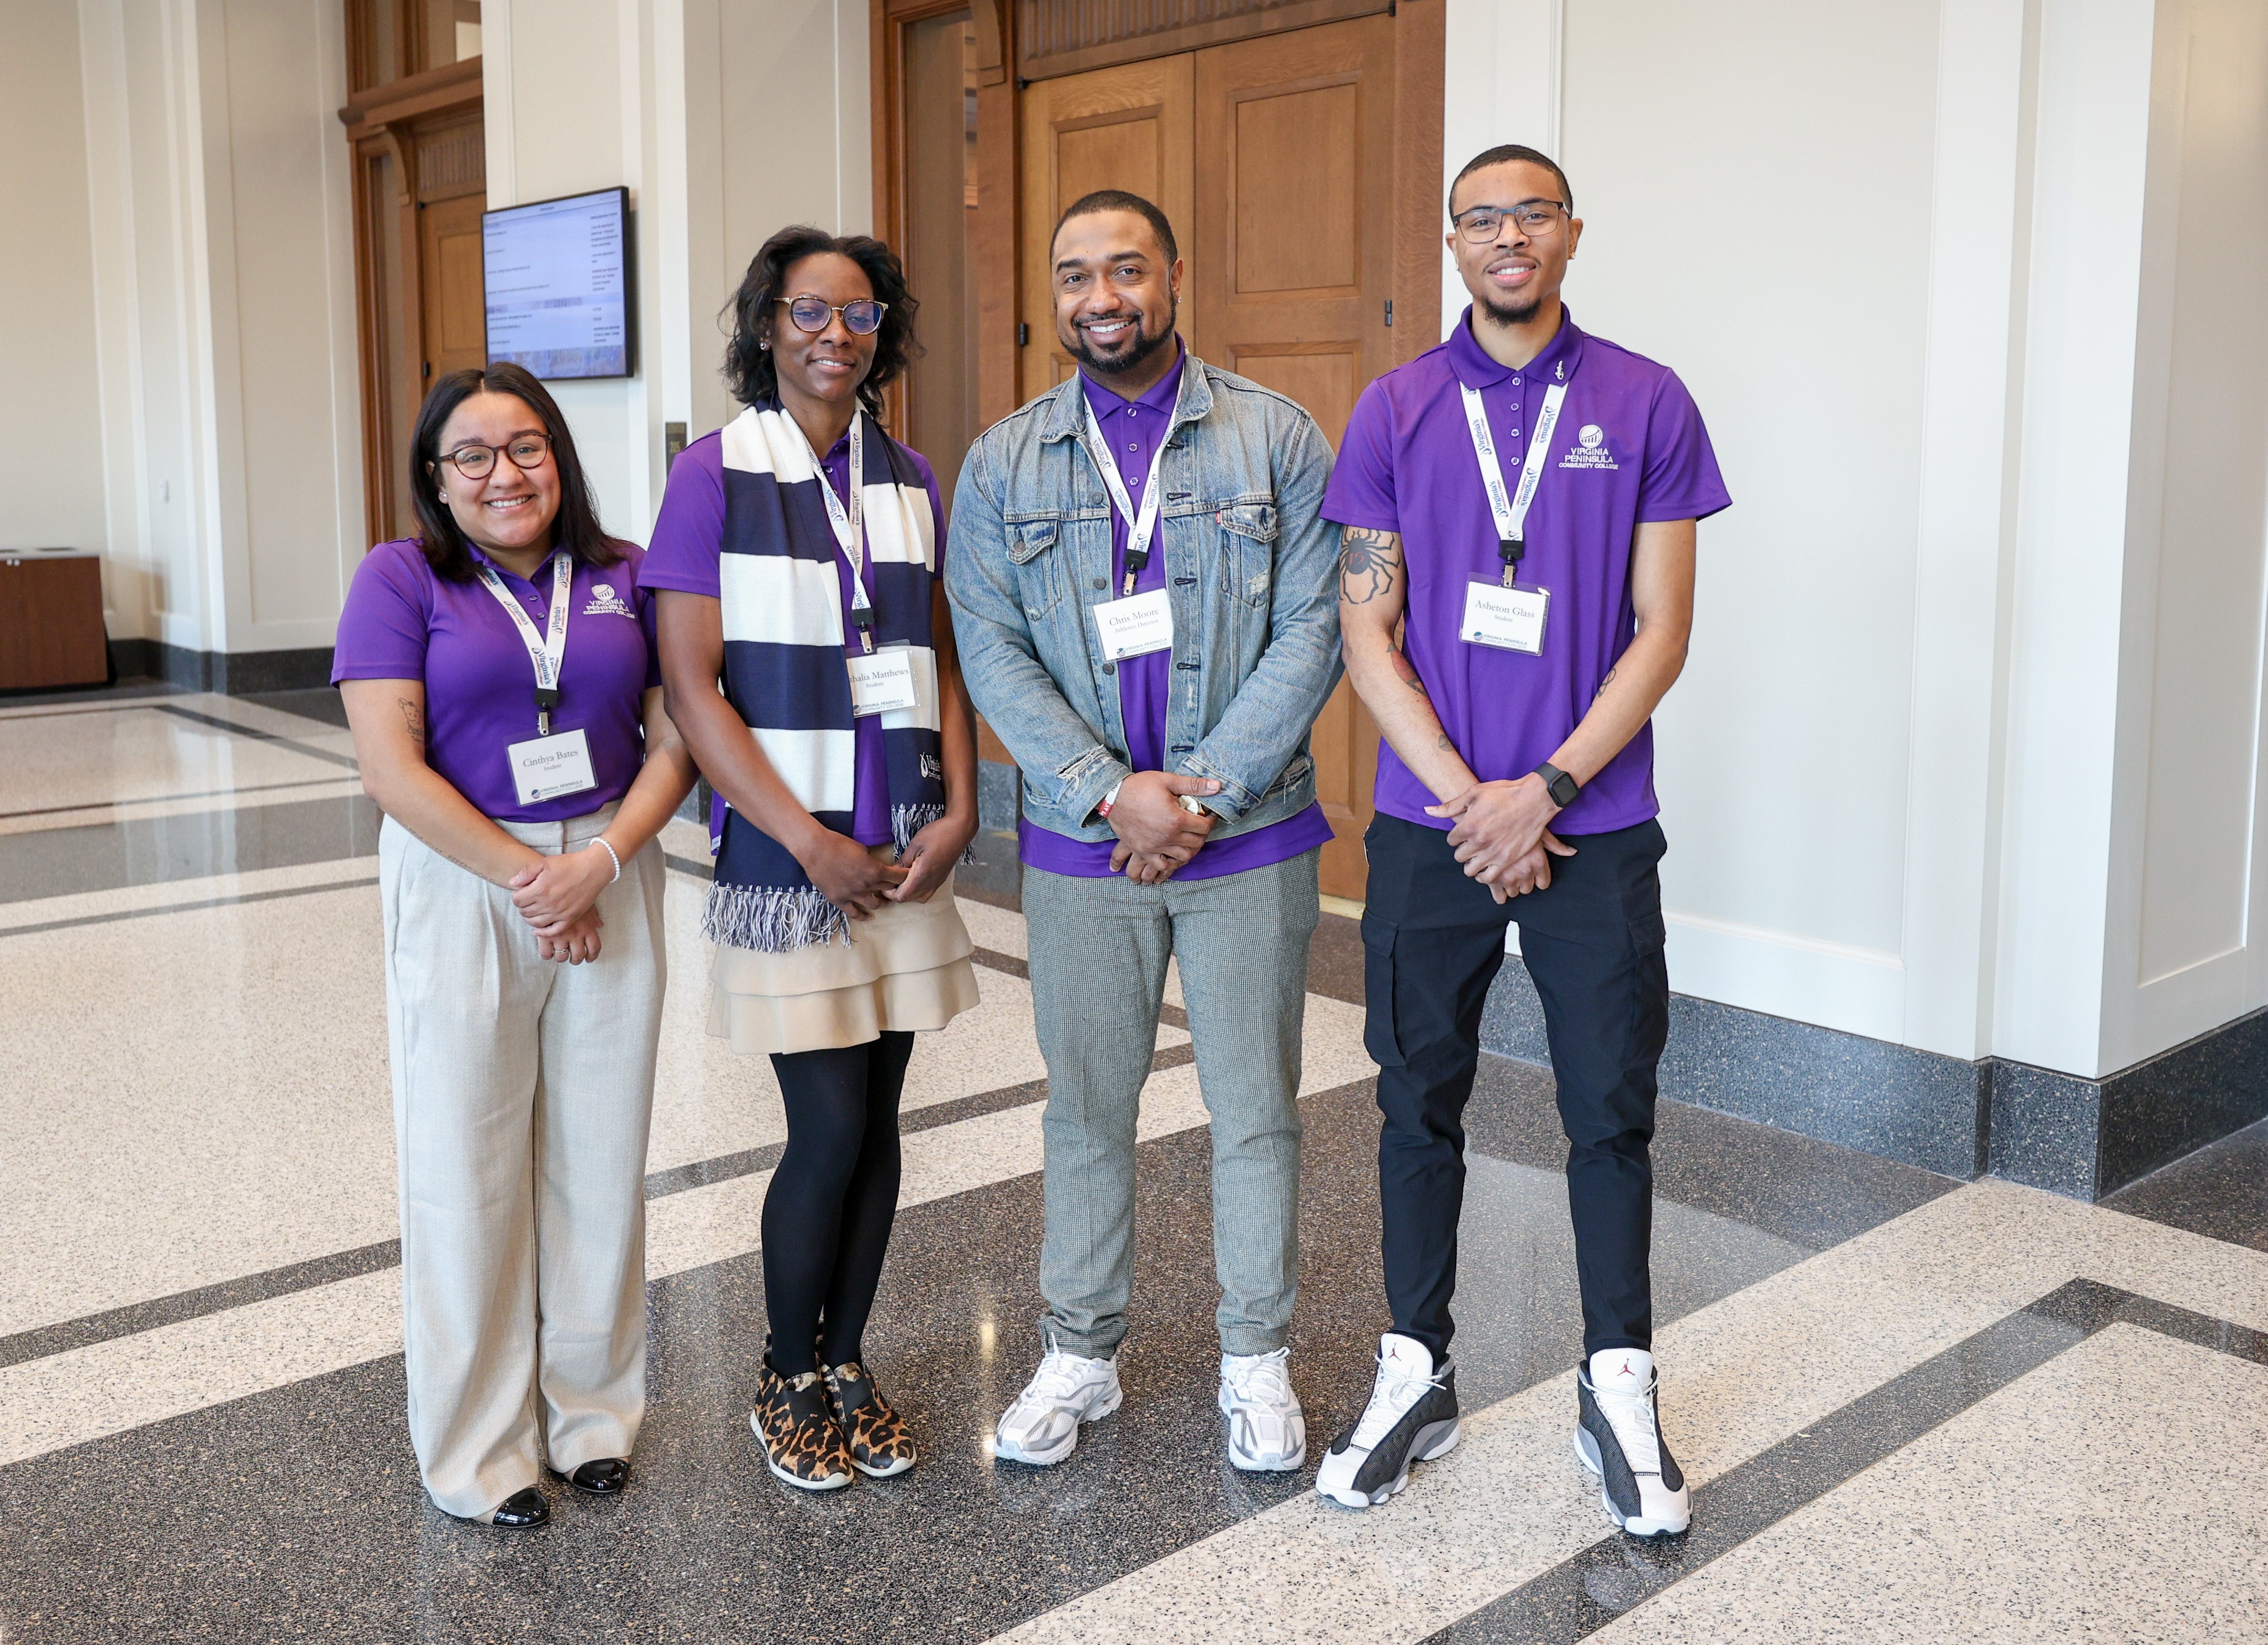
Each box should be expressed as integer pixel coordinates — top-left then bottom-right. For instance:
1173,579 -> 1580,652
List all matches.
643,227 -> 981,1490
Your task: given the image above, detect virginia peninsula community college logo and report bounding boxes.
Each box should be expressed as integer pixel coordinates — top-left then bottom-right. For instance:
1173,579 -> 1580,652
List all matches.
1560,423 -> 1618,470
582,582 -> 638,618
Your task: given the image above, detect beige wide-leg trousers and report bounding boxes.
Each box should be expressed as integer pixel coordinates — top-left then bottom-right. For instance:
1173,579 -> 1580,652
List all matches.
378,802 -> 666,1520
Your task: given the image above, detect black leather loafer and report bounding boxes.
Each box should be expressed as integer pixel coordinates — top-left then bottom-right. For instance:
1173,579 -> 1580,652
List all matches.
555,1457 -> 629,1495
488,1486 -> 549,1527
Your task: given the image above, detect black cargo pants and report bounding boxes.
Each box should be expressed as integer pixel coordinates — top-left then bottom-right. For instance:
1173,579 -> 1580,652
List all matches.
1361,811 -> 1670,1360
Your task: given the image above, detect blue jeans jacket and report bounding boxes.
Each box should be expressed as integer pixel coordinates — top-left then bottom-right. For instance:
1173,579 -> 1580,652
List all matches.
945,356 -> 1343,843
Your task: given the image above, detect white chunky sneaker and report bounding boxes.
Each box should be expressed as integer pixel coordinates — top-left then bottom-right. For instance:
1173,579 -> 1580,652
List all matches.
1219,1348 -> 1306,1472
992,1341 -> 1122,1467
1574,1349 -> 1691,1537
1314,1333 -> 1461,1508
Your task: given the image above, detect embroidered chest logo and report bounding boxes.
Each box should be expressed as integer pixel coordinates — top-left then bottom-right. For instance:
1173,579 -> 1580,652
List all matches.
1560,423 -> 1618,471
582,581 -> 638,618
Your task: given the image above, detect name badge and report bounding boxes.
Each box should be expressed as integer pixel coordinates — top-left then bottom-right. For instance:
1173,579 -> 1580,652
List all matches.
847,649 -> 919,716
1091,588 -> 1174,661
1462,579 -> 1550,655
506,727 -> 598,806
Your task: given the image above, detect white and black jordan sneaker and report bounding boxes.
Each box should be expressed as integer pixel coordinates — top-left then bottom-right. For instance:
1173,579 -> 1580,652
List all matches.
1314,1333 -> 1461,1508
1574,1348 -> 1690,1538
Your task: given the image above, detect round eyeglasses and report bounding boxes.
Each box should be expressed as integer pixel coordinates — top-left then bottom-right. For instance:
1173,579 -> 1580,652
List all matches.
438,433 -> 552,480
776,296 -> 889,335
1452,201 -> 1571,243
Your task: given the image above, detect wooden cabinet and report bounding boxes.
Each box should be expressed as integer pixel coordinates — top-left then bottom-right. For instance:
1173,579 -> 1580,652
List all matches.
0,552 -> 108,690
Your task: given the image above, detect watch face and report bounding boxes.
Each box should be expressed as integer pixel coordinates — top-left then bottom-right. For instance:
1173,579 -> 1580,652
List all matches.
1549,771 -> 1579,808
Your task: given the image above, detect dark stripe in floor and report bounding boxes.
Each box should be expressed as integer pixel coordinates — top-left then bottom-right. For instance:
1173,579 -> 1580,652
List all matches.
0,876 -> 381,942
146,702 -> 360,771
0,1037 -> 1196,1372
1422,1278 -> 2268,1643
0,793 -> 385,903
0,1068 -> 1937,1644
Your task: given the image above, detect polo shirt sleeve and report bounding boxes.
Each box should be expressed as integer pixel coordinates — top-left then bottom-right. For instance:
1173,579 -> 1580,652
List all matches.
1635,370 -> 1733,525
1320,378 -> 1401,533
635,435 -> 728,598
615,542 -> 664,692
330,540 -> 433,683
904,446 -> 948,574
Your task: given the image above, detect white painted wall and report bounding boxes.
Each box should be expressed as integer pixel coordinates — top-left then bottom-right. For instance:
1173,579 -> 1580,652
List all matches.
482,0 -> 870,547
0,6 -> 112,582
41,0 -> 363,655
1448,0 -> 2268,1079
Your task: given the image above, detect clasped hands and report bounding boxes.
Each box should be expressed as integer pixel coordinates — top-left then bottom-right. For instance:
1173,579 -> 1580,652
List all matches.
1425,772 -> 1576,903
1108,771 -> 1224,884
508,842 -> 618,964
800,810 -> 978,921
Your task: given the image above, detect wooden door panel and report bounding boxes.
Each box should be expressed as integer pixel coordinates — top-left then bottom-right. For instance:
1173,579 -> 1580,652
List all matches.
420,192 -> 487,379
1309,678 -> 1379,903
1192,13 -> 1396,900
1225,343 -> 1365,448
1230,82 -> 1360,294
1018,55 -> 1194,404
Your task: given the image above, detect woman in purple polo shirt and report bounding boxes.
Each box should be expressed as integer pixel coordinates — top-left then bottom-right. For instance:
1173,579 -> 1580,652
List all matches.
643,226 -> 979,1491
333,362 -> 696,1529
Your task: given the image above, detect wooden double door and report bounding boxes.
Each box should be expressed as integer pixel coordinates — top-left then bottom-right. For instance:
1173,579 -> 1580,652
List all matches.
1018,15 -> 1398,900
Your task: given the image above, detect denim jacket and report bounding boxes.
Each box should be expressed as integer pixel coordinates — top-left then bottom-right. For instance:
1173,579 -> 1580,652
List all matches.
945,355 -> 1343,843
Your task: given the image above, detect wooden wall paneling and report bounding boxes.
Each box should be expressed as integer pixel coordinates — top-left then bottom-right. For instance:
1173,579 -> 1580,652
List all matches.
339,57 -> 481,547
1190,14 -> 1396,901
971,1 -> 1019,434
1389,0 -> 1445,368
875,0 -> 1020,764
1018,54 -> 1194,404
1018,0 -> 1386,82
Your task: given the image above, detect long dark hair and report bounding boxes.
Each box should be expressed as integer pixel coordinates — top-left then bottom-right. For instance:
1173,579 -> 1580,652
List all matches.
721,226 -> 919,419
408,362 -> 624,582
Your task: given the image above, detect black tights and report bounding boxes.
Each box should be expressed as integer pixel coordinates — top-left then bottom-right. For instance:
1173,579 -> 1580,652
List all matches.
761,1031 -> 914,1377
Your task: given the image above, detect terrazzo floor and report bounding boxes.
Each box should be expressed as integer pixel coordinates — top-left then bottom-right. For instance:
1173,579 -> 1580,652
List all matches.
2,682 -> 2264,1643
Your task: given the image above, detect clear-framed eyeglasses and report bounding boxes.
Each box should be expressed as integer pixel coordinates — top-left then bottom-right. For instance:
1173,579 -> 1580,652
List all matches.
776,296 -> 889,335
1452,200 -> 1571,243
439,433 -> 552,480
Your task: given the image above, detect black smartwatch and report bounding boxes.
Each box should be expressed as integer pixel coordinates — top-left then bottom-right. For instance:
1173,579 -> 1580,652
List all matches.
1534,762 -> 1580,809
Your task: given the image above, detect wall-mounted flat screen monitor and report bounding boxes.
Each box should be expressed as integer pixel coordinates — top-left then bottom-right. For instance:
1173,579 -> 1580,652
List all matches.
482,187 -> 634,380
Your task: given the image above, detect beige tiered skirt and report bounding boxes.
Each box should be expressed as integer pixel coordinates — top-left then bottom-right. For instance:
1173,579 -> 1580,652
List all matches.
706,850 -> 981,1056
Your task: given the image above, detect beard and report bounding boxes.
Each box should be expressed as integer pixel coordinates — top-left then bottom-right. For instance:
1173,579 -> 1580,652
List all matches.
1476,287 -> 1546,328
1067,304 -> 1177,376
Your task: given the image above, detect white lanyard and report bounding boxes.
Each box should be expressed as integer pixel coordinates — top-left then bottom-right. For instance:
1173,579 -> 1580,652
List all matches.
792,410 -> 876,652
1460,377 -> 1569,586
475,552 -> 573,734
1080,399 -> 1170,597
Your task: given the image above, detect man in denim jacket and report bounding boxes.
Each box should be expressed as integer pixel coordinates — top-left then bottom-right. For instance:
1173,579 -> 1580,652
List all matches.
946,191 -> 1341,1474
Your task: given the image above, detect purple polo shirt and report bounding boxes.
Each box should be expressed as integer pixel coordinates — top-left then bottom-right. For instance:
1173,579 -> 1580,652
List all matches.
1323,306 -> 1730,834
638,428 -> 944,849
1020,345 -> 1334,878
331,536 -> 662,822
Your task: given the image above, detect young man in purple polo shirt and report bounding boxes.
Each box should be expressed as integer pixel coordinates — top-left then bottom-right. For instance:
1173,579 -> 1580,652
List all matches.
946,191 -> 1341,1473
1315,145 -> 1730,1536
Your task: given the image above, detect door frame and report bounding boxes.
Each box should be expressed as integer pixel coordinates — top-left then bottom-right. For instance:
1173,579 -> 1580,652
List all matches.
339,56 -> 485,547
867,0 -> 1444,824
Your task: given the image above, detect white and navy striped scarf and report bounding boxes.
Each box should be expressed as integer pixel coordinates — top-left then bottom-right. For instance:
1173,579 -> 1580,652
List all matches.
706,400 -> 946,952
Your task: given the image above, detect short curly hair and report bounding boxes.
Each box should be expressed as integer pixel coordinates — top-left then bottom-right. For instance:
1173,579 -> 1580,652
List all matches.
721,226 -> 919,416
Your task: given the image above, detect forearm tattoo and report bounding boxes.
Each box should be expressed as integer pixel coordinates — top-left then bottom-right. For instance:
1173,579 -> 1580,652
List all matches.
1388,646 -> 1428,694
1340,526 -> 1402,605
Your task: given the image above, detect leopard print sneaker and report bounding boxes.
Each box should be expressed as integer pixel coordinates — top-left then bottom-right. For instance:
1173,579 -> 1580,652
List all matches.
751,1355 -> 853,1491
824,1359 -> 918,1478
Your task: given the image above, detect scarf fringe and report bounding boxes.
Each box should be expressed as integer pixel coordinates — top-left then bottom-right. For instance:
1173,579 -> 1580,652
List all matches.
892,802 -> 977,867
702,882 -> 849,953
891,802 -> 945,855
